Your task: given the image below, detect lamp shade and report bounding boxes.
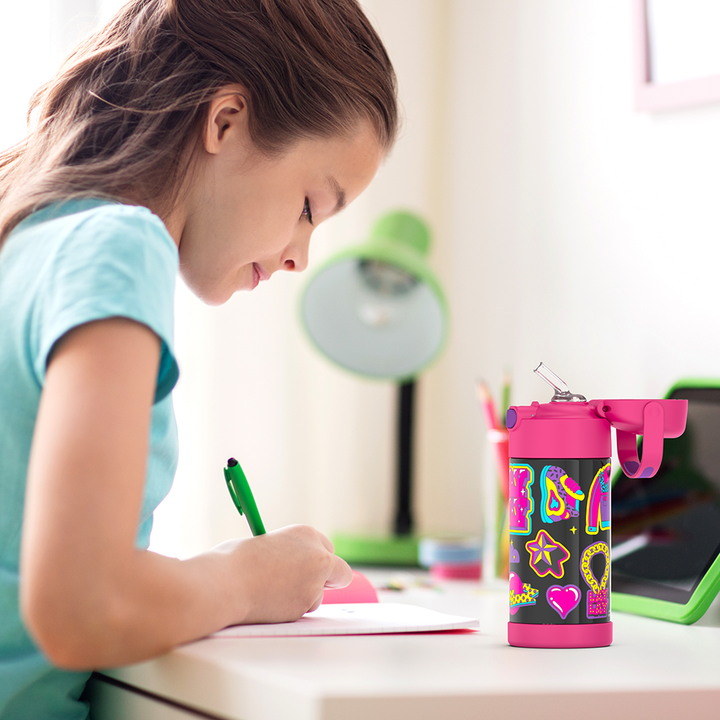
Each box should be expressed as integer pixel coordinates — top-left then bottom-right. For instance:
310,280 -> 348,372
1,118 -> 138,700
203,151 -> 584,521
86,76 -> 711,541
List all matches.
300,210 -> 448,381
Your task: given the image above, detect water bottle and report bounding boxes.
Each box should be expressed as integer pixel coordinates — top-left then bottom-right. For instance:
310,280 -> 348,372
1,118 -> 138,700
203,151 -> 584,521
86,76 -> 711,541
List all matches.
506,364 -> 688,648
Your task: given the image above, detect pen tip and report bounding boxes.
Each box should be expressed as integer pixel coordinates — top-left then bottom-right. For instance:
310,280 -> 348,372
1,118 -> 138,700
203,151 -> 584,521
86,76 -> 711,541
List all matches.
227,457 -> 238,467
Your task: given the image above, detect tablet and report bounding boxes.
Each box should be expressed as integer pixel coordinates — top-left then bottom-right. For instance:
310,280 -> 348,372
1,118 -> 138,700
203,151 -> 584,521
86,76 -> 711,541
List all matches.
611,381 -> 720,623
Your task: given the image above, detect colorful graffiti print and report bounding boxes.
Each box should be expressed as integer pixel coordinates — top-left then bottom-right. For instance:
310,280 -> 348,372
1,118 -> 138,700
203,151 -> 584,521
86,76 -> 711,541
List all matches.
509,464 -> 534,535
509,571 -> 539,615
586,463 -> 611,535
540,465 -> 585,524
525,529 -> 571,579
580,542 -> 610,619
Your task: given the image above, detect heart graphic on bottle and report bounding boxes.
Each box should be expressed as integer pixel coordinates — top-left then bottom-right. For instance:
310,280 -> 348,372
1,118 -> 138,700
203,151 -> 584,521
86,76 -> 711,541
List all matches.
546,584 -> 581,620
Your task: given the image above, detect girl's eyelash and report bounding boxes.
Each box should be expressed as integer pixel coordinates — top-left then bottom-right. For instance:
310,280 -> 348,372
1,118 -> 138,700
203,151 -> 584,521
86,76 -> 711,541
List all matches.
301,197 -> 313,225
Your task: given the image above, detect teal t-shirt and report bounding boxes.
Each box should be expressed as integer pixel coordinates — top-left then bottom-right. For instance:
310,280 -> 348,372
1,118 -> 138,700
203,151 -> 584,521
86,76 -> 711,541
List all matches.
0,199 -> 180,718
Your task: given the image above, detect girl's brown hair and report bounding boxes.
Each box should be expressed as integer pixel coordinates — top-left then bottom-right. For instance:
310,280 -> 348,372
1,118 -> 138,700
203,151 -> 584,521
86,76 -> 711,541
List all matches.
0,0 -> 398,243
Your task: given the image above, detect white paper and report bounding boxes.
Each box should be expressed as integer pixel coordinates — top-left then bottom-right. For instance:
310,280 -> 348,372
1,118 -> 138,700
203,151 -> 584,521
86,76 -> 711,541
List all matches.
211,603 -> 479,638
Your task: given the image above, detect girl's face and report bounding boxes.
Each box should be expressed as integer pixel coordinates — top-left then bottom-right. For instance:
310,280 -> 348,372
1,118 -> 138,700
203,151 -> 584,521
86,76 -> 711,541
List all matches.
169,90 -> 384,305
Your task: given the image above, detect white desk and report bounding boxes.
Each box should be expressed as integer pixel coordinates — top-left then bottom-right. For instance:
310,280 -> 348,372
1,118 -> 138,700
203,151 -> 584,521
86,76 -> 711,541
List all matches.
88,571 -> 720,720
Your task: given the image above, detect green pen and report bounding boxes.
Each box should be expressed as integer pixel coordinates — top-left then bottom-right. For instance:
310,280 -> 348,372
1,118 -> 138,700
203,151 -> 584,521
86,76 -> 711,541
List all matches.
223,457 -> 266,536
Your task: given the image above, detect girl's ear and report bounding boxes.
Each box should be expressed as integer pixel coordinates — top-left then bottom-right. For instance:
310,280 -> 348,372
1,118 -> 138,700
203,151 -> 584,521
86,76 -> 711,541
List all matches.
203,85 -> 249,155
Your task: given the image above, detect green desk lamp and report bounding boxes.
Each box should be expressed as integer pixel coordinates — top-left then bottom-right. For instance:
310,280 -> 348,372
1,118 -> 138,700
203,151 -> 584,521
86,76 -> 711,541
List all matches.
301,210 -> 448,565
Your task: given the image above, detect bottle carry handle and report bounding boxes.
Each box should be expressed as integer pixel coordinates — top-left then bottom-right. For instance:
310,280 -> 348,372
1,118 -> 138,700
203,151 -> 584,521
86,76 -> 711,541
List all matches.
614,402 -> 665,478
592,399 -> 688,479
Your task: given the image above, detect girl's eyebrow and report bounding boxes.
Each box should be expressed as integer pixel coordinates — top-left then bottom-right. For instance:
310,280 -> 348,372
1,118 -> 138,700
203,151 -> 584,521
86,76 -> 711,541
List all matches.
327,175 -> 346,214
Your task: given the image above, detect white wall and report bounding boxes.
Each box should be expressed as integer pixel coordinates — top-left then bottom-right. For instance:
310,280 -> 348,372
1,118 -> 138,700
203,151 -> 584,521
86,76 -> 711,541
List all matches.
451,0 -> 720,391
424,0 -> 720,537
0,2 -> 83,147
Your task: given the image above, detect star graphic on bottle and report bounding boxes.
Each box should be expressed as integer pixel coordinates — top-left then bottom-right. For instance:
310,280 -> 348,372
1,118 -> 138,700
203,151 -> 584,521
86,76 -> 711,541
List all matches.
525,529 -> 570,579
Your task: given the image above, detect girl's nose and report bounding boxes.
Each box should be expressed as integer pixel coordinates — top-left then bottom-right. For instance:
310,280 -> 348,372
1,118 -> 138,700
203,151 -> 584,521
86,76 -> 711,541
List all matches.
281,234 -> 310,273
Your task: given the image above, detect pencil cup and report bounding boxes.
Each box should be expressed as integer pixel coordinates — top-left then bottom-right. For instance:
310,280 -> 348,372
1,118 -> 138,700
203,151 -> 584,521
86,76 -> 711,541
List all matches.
484,428 -> 509,580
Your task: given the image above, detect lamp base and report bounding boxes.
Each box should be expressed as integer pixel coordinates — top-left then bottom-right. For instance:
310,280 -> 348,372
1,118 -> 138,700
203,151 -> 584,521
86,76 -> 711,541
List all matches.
331,533 -> 420,566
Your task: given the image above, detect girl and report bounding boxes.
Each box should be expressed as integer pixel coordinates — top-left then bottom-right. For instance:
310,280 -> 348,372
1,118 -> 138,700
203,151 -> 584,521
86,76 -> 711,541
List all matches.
0,0 -> 398,716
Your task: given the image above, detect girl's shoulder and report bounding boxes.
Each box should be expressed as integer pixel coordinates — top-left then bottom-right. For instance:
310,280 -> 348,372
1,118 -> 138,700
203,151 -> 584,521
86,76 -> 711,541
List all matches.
0,199 -> 180,395
14,199 -> 175,254
4,199 -> 178,279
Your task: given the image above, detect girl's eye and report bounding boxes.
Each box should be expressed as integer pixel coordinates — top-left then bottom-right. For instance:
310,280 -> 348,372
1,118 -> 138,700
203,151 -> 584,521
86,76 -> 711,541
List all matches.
301,198 -> 313,224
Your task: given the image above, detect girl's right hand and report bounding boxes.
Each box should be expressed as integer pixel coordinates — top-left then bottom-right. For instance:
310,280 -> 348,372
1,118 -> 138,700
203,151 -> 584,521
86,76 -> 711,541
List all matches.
210,525 -> 353,625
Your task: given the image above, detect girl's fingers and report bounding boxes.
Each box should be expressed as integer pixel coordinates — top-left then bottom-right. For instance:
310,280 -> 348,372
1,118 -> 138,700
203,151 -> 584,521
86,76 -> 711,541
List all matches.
316,530 -> 335,554
324,555 -> 353,589
307,592 -> 324,614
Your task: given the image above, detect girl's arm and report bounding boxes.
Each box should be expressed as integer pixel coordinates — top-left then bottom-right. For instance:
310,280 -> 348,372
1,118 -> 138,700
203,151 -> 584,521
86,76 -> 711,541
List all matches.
20,317 -> 351,670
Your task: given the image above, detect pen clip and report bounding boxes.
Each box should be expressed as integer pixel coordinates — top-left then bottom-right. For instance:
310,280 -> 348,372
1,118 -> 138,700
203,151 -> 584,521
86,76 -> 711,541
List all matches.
224,467 -> 245,516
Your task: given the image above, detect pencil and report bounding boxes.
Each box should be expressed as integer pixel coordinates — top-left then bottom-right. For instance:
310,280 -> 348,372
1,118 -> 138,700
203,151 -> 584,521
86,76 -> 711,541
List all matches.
476,380 -> 509,503
500,371 -> 511,427
476,379 -> 499,431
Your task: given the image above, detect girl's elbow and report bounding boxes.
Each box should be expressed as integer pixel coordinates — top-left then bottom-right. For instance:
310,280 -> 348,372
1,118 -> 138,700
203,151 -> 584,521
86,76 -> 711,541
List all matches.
21,583 -> 129,670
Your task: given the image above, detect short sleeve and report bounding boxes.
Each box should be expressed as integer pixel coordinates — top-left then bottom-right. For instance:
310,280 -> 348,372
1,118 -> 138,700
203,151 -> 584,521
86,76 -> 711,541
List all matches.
31,204 -> 179,403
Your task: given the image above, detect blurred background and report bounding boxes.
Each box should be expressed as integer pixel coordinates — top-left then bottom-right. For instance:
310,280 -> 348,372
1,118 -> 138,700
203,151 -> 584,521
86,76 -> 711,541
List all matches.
3,1 -> 720,559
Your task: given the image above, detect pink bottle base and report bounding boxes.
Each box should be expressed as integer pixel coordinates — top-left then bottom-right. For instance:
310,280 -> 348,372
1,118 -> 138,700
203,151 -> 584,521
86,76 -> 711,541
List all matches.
508,622 -> 612,648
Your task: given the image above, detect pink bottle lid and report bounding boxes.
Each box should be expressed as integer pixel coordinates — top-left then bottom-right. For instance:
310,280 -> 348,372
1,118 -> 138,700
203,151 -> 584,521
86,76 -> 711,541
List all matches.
506,401 -> 611,458
506,398 -> 688,474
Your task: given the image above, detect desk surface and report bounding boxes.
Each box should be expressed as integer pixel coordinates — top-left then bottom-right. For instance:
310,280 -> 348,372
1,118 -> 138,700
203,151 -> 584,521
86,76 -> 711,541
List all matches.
98,571 -> 720,720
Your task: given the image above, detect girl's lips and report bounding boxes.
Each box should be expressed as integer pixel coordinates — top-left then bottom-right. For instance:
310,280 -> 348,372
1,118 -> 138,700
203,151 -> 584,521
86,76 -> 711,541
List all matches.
251,263 -> 270,289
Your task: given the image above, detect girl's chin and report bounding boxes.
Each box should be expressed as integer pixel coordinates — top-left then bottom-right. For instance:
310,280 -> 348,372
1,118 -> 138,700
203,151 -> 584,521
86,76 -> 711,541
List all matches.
191,282 -> 236,306
179,269 -> 255,305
